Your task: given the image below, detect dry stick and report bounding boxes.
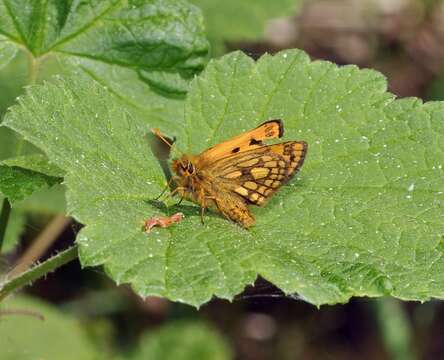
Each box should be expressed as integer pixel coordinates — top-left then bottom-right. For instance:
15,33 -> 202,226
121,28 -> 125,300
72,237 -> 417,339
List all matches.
0,309 -> 44,321
9,215 -> 72,277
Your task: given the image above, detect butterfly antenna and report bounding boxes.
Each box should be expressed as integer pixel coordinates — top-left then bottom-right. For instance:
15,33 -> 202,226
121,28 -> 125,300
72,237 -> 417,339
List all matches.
151,127 -> 187,166
151,128 -> 174,148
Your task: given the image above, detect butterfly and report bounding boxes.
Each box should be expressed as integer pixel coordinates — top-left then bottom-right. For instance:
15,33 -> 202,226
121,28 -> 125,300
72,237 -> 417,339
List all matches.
153,120 -> 307,228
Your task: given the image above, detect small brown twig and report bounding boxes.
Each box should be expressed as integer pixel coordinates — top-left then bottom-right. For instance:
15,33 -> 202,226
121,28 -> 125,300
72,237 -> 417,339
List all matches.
9,215 -> 72,277
0,308 -> 44,321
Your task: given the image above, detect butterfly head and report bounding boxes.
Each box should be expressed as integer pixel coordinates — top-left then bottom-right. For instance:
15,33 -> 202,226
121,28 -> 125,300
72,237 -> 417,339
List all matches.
151,128 -> 198,180
172,156 -> 196,177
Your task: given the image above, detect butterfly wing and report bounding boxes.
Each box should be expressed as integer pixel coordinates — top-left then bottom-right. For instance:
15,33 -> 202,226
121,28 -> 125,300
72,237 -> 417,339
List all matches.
172,119 -> 307,228
210,141 -> 307,207
196,120 -> 284,166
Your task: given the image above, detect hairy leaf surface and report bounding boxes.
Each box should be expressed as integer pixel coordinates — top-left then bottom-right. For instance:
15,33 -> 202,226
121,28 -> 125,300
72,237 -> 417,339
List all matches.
4,50 -> 444,306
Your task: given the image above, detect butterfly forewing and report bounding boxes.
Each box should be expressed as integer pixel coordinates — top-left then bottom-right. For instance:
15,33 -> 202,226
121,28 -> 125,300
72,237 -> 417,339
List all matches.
197,120 -> 284,166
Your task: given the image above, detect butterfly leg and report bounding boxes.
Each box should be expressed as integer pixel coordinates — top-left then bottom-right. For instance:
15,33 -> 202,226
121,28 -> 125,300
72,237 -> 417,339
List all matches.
175,195 -> 185,206
198,189 -> 207,224
163,186 -> 185,201
199,195 -> 217,224
196,189 -> 213,224
154,178 -> 175,200
200,206 -> 206,224
157,187 -> 186,215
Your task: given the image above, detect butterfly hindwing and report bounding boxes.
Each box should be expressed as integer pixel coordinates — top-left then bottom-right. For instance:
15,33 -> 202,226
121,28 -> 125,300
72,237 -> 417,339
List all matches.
214,141 -> 307,206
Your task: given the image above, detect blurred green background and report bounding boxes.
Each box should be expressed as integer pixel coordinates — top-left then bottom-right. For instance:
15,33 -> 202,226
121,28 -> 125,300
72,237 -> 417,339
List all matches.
2,0 -> 444,359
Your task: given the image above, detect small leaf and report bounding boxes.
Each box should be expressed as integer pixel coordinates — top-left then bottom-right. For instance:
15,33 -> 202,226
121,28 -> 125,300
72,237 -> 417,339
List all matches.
4,49 -> 444,307
132,320 -> 231,360
0,166 -> 62,205
1,154 -> 65,178
0,296 -> 99,360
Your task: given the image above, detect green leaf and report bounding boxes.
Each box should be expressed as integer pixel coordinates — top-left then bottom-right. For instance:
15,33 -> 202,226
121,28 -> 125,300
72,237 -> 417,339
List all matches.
0,35 -> 17,70
2,205 -> 25,253
4,49 -> 444,307
0,166 -> 62,205
14,184 -> 67,215
1,154 -> 65,178
0,0 -> 208,102
0,0 -> 208,92
0,0 -> 208,206
0,127 -> 38,160
192,0 -> 300,54
0,129 -> 67,214
132,320 -> 231,360
0,296 -> 99,360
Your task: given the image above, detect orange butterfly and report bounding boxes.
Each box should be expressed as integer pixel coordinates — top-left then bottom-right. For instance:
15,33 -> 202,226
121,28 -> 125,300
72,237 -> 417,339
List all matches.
153,120 -> 307,228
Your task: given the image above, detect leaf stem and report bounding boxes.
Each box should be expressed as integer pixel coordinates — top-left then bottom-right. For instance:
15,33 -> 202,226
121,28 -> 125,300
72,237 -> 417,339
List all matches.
0,245 -> 79,302
26,50 -> 40,85
0,198 -> 12,253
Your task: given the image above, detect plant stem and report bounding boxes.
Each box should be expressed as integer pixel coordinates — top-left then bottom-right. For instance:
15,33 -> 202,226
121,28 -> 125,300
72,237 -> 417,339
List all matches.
0,198 -> 12,252
375,298 -> 414,360
26,49 -> 40,85
0,245 -> 78,302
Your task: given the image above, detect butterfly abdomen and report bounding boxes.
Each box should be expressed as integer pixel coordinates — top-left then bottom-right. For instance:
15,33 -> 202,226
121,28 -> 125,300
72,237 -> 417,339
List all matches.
214,194 -> 255,228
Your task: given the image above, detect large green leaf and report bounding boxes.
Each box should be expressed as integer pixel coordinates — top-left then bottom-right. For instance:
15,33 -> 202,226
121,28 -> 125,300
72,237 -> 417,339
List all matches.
0,296 -> 99,360
0,0 -> 209,206
0,0 -> 208,96
4,49 -> 444,307
131,321 -> 231,360
192,0 -> 300,54
0,0 -> 209,126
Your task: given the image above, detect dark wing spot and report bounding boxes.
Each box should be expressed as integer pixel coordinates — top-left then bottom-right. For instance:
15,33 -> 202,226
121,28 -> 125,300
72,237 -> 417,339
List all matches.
231,147 -> 240,153
258,119 -> 284,137
249,138 -> 262,146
